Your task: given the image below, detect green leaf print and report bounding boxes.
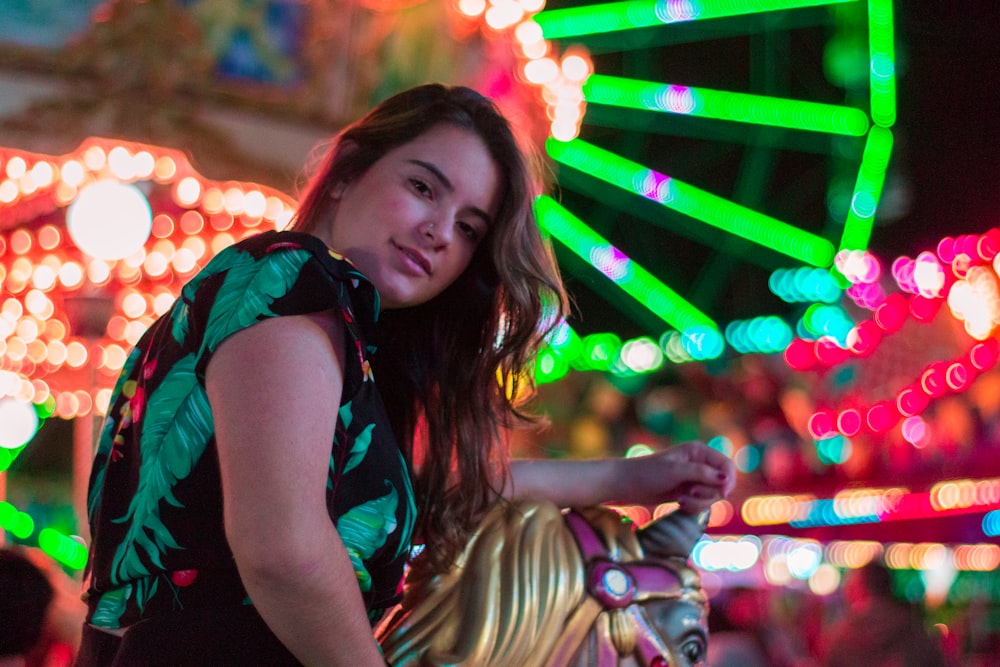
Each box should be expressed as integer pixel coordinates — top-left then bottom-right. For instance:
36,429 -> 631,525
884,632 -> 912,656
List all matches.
110,354 -> 214,584
172,244 -> 248,345
90,583 -> 133,629
393,449 -> 417,560
340,402 -> 375,477
200,248 -> 311,355
335,484 -> 398,593
88,346 -> 143,517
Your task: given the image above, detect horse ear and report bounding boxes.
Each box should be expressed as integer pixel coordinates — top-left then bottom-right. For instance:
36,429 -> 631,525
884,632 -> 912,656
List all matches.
637,509 -> 709,560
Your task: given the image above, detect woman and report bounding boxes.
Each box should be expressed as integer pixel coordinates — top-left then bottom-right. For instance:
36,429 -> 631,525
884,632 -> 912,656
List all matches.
78,84 -> 734,665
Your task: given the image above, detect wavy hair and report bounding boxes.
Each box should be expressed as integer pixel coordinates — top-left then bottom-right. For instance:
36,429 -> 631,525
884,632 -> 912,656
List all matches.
290,84 -> 567,575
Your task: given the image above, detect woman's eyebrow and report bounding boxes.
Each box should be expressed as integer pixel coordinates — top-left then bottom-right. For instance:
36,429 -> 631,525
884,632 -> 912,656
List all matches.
408,159 -> 493,227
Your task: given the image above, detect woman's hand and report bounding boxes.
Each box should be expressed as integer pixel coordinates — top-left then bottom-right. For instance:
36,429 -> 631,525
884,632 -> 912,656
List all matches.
613,440 -> 736,514
507,441 -> 735,513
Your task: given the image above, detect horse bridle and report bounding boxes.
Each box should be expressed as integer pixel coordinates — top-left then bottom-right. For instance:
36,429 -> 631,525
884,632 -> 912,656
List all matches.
564,510 -> 694,667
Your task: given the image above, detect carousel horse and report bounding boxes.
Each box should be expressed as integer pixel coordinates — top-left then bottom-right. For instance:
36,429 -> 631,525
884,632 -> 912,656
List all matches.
377,499 -> 710,667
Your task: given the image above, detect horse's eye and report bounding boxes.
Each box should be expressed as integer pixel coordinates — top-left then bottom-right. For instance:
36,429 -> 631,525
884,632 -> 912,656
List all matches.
681,637 -> 706,664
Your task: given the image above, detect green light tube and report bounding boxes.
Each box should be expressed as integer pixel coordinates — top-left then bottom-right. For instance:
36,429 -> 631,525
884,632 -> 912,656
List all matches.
535,195 -> 718,332
39,528 -> 89,570
0,500 -> 34,539
531,0 -> 856,40
840,126 -> 893,251
547,138 -> 836,267
584,74 -> 869,136
868,0 -> 896,127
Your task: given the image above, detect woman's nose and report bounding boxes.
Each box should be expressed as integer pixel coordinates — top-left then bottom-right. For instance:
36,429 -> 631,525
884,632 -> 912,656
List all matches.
422,218 -> 452,246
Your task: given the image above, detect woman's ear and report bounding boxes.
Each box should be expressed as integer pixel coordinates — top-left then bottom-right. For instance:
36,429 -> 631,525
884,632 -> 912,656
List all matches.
330,180 -> 348,201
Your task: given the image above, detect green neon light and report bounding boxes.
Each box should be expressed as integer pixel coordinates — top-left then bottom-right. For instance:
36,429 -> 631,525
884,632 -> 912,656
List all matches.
584,74 -> 869,136
531,0 -> 855,40
39,528 -> 89,570
0,500 -> 34,539
547,138 -> 836,267
840,125 -> 892,251
868,0 -> 896,127
535,195 -> 717,332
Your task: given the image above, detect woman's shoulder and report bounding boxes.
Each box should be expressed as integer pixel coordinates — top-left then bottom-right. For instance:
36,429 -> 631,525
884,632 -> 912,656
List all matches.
233,230 -> 355,271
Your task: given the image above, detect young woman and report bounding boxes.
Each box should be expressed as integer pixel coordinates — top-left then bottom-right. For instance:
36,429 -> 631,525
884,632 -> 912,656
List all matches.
77,84 -> 734,665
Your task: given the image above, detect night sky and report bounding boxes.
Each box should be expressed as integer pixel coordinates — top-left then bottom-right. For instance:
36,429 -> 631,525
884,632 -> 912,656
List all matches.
886,3 -> 1000,260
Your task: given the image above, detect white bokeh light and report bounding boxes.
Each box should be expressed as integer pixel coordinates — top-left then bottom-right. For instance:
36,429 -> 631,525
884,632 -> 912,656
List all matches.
0,396 -> 39,449
67,180 -> 152,260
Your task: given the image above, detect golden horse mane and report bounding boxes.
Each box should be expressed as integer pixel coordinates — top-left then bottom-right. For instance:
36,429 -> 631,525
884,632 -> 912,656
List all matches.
377,499 -> 706,667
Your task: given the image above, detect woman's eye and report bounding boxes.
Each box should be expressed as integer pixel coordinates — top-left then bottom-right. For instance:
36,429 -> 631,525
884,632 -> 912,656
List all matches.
410,178 -> 431,197
457,221 -> 481,242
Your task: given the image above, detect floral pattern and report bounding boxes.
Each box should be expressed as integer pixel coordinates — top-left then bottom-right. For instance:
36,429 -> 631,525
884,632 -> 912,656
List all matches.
84,230 -> 416,629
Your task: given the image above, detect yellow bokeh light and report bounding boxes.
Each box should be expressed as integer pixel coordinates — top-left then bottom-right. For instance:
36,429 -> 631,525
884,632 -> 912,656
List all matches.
31,161 -> 54,188
46,340 -> 68,366
223,186 -> 245,215
523,57 -> 559,85
202,187 -> 224,215
60,160 -> 85,187
243,190 -> 266,219
808,563 -> 841,596
153,292 -> 176,315
58,261 -> 84,289
83,146 -> 107,171
456,0 -> 486,16
154,156 -> 177,182
87,260 -> 112,285
95,388 -> 113,416
65,341 -> 89,368
134,151 -> 155,179
171,248 -> 197,274
181,236 -> 206,261
5,156 -> 27,179
175,176 -> 202,207
0,179 -> 19,204
108,146 -> 137,180
121,292 -> 148,319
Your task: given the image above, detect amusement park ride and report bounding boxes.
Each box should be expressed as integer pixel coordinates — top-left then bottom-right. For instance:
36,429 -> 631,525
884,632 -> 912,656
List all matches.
1,0 -> 999,599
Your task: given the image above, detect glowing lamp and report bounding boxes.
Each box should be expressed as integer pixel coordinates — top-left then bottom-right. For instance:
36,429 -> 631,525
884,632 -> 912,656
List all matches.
937,237 -> 956,263
909,294 -> 942,322
970,340 -> 1000,370
897,385 -> 929,416
946,361 -> 974,392
0,396 -> 38,449
808,411 -> 836,440
837,409 -> 863,437
815,337 -> 849,366
67,180 -> 152,260
873,293 -> 907,331
865,401 -> 897,432
920,362 -> 949,398
846,320 -> 881,356
784,338 -> 815,370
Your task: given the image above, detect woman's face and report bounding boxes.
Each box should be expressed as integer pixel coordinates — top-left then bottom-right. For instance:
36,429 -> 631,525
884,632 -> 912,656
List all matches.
322,124 -> 503,310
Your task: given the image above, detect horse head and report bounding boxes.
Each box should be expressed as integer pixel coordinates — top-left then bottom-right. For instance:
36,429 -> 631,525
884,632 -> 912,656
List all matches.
378,500 -> 710,666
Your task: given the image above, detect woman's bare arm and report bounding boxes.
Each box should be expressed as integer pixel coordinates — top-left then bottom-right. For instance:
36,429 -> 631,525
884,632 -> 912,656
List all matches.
207,312 -> 385,666
506,441 -> 736,514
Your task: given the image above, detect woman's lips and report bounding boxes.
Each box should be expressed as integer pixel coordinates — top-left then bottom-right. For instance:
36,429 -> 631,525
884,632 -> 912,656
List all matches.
395,243 -> 431,275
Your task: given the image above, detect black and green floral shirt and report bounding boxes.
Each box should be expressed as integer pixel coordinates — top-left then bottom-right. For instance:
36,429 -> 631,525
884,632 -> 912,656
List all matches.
83,230 -> 416,629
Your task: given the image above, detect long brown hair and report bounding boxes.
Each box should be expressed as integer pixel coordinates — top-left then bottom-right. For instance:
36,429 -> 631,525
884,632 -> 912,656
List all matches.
291,84 -> 567,574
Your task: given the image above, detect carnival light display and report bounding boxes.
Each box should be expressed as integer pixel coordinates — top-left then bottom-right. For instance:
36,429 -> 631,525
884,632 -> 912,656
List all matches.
1,1 -> 997,617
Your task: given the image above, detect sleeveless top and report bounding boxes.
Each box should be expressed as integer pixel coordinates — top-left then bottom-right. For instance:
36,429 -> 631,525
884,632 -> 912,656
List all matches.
83,230 -> 417,629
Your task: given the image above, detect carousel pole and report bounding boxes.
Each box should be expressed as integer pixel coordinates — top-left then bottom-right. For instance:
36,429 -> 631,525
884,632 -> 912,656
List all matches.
64,292 -> 114,545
